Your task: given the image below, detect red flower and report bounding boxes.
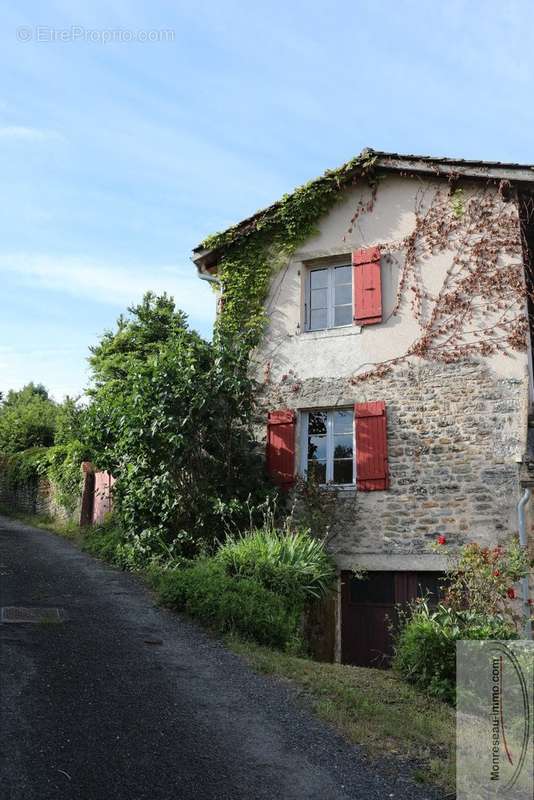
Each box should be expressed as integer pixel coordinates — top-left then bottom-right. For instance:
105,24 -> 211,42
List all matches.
493,569 -> 500,577
437,535 -> 447,545
507,587 -> 516,600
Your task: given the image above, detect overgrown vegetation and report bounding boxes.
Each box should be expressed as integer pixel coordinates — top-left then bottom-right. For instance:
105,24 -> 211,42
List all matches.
393,539 -> 530,703
84,293 -> 274,564
143,519 -> 335,651
149,560 -> 303,650
393,600 -> 518,704
0,383 -> 58,453
0,382 -> 90,513
216,525 -> 335,603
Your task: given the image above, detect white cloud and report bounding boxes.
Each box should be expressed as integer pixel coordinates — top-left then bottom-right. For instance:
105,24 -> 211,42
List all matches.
0,252 -> 216,325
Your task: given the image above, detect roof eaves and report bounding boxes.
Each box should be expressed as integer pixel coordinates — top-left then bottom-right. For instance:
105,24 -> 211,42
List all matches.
193,148 -> 534,270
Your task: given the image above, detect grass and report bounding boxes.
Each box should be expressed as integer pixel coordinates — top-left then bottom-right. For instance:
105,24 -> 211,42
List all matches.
226,637 -> 455,795
1,506 -> 455,794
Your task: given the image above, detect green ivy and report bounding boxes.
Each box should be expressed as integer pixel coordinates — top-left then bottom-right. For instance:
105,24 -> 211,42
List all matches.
45,441 -> 90,512
1,447 -> 50,486
200,151 -> 378,345
450,187 -> 465,218
2,440 -> 90,513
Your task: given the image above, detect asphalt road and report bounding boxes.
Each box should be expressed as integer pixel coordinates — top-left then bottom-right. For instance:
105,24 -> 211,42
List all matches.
0,514 -> 442,800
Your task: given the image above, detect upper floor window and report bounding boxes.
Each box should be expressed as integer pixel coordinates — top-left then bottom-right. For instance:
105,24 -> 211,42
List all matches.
301,408 -> 354,485
305,264 -> 352,331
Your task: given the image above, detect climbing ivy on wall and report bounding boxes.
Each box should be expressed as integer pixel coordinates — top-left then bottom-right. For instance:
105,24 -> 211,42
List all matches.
203,154 -> 530,381
200,151 -> 379,346
350,180 -> 529,382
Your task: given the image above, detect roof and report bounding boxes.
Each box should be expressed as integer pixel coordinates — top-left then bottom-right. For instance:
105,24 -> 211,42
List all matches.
193,148 -> 534,271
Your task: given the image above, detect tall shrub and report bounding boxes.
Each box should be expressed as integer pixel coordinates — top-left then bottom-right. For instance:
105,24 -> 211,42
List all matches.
0,383 -> 58,453
85,293 -> 272,562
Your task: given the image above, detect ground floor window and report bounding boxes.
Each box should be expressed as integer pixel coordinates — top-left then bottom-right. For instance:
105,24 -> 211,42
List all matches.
301,408 -> 354,485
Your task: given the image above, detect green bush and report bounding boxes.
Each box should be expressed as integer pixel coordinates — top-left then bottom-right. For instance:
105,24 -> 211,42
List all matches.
84,293 -> 272,563
215,528 -> 335,603
1,447 -> 49,486
151,559 -> 302,650
393,600 -> 518,704
0,383 -> 57,454
2,440 -> 90,513
82,523 -> 126,565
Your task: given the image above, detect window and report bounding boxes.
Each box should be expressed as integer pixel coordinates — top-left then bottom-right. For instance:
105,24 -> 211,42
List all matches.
301,408 -> 354,485
306,264 -> 352,331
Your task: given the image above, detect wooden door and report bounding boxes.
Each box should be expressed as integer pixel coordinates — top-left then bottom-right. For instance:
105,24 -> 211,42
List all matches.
341,571 -> 444,668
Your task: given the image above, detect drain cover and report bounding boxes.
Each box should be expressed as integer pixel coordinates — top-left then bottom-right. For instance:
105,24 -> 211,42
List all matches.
1,607 -> 65,623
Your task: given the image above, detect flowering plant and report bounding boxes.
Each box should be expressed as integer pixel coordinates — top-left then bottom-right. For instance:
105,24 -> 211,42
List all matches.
439,539 -> 530,628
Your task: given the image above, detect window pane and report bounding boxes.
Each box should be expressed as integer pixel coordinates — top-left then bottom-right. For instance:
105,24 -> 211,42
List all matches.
310,269 -> 327,289
334,265 -> 351,285
334,434 -> 353,459
334,410 -> 352,434
307,460 -> 326,483
335,285 -> 352,305
308,412 -> 327,435
308,435 -> 327,461
310,288 -> 327,309
334,306 -> 352,326
333,459 -> 353,484
310,308 -> 327,330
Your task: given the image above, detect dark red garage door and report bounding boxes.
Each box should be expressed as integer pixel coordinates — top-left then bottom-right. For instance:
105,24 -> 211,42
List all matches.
340,571 -> 443,668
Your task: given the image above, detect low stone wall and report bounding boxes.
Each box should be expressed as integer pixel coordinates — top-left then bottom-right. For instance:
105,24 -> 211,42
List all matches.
0,470 -> 79,522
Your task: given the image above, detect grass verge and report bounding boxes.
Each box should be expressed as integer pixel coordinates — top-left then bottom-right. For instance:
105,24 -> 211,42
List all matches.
1,507 -> 455,795
226,637 -> 455,795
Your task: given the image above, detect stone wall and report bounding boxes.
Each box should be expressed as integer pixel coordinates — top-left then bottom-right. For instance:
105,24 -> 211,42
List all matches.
257,358 -> 528,571
0,470 -> 79,523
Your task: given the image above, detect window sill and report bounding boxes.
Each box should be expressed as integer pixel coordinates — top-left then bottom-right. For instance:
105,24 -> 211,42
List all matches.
300,482 -> 356,492
299,325 -> 362,340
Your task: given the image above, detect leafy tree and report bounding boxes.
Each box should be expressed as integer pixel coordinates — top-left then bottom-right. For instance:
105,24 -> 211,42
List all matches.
0,383 -> 58,453
88,292 -> 189,386
54,396 -> 86,445
86,293 -> 270,563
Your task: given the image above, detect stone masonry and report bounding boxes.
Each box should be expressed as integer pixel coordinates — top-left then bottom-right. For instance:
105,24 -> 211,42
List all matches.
256,358 -> 528,571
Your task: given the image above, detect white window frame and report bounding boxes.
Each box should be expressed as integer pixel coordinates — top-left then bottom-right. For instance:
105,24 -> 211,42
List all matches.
299,408 -> 355,487
304,262 -> 353,332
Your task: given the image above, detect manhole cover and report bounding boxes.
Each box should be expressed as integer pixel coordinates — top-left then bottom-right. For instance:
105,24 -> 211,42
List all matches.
1,607 -> 65,624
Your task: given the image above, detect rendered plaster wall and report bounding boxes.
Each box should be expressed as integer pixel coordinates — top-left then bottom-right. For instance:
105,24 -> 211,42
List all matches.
253,174 -> 530,571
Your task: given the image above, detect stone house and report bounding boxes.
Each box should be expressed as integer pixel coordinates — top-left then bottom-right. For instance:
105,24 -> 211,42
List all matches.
193,150 -> 534,665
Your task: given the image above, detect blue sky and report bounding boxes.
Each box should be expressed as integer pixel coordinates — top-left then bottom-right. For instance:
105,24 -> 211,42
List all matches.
1,1 -> 533,399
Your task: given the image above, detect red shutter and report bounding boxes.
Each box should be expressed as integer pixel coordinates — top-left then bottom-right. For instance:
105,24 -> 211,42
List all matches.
352,246 -> 382,325
266,410 -> 296,490
355,401 -> 389,490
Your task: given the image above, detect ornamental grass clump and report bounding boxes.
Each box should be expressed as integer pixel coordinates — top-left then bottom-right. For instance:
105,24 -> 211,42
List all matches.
216,527 -> 336,604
